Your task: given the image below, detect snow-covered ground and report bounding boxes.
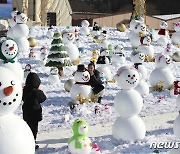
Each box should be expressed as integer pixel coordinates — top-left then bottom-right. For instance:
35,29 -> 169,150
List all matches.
14,26 -> 180,153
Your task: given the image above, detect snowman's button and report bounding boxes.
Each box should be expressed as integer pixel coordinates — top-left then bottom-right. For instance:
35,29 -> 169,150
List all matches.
13,99 -> 16,102
8,102 -> 12,105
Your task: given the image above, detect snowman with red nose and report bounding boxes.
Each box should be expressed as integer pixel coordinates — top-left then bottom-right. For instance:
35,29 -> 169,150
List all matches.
70,64 -> 92,104
0,67 -> 35,154
112,66 -> 146,142
0,38 -> 24,83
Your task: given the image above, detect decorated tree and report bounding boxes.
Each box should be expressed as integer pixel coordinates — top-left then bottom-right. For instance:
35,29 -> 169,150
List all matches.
45,31 -> 72,76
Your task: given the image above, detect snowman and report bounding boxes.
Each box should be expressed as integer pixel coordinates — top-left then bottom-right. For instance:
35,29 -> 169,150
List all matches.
96,49 -> 112,81
112,66 -> 146,141
68,118 -> 92,154
157,21 -> 170,46
111,44 -> 126,64
92,22 -> 101,42
98,31 -> 108,49
76,38 -> 85,54
7,8 -> 18,39
29,48 -> 37,59
0,38 -> 24,83
79,20 -> 90,36
137,35 -> 155,60
13,12 -> 29,54
130,51 -> 149,95
39,46 -> 48,65
149,54 -> 174,89
48,67 -> 60,85
92,143 -> 102,154
62,29 -> 80,65
130,22 -> 147,48
0,66 -> 35,154
24,64 -> 31,78
171,22 -> 180,47
70,64 -> 92,104
46,26 -> 54,38
128,18 -> 144,40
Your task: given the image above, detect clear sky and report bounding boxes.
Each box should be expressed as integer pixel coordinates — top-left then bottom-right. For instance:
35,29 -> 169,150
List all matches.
0,0 -> 12,18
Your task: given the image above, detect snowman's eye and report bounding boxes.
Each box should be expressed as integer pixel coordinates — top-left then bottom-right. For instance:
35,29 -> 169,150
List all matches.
128,75 -> 130,77
133,74 -> 135,77
0,82 -> 1,86
11,80 -> 15,86
6,44 -> 9,47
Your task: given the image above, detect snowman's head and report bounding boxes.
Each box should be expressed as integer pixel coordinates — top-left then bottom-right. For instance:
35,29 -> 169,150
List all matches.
115,44 -> 124,53
40,46 -> 48,54
74,71 -> 90,83
100,49 -> 109,56
0,38 -> 18,60
134,23 -> 146,33
0,67 -> 22,116
81,20 -> 90,27
116,66 -> 140,89
73,118 -> 89,136
99,31 -> 107,40
11,10 -> 18,18
50,67 -> 59,75
16,12 -> 28,24
25,64 -> 31,70
140,35 -> 152,45
62,30 -> 75,44
155,54 -> 171,68
130,51 -> 145,63
160,21 -> 168,29
173,22 -> 180,32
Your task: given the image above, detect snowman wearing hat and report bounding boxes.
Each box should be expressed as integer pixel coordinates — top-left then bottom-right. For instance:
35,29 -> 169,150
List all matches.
70,64 -> 92,104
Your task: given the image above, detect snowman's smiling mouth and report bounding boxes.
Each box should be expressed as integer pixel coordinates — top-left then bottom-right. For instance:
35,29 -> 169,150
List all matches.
126,79 -> 137,84
82,77 -> 89,81
0,93 -> 18,106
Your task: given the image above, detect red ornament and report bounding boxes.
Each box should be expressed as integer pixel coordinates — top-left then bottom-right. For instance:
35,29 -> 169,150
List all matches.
174,81 -> 180,95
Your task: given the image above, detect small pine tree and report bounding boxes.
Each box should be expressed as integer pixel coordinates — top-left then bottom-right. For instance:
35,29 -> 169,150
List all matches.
45,31 -> 72,76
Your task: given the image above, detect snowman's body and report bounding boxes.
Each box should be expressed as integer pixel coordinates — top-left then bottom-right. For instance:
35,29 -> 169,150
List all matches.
40,52 -> 48,65
70,70 -> 92,104
13,12 -> 29,54
48,67 -> 60,85
111,44 -> 126,64
112,66 -> 146,141
62,31 -> 80,63
68,119 -> 92,154
172,22 -> 180,45
157,21 -> 169,46
137,35 -> 154,58
69,137 -> 92,154
130,23 -> 147,48
150,54 -> 174,89
0,67 -> 35,154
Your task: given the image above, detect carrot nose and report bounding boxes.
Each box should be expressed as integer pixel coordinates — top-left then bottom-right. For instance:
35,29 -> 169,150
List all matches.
3,86 -> 14,96
9,46 -> 14,51
131,76 -> 134,80
85,75 -> 88,78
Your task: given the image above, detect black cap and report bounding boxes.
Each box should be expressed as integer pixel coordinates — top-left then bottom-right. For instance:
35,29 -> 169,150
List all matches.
77,64 -> 86,72
102,30 -> 107,34
13,8 -> 17,11
16,11 -> 21,15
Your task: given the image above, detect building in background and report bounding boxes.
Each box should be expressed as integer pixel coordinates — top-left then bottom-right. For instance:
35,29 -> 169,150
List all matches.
0,0 -> 7,3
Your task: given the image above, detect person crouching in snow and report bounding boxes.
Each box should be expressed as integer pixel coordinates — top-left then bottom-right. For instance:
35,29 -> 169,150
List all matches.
88,62 -> 105,103
22,72 -> 46,150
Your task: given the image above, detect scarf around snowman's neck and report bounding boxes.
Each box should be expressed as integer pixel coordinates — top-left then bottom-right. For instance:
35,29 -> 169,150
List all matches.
68,119 -> 89,149
0,42 -> 18,63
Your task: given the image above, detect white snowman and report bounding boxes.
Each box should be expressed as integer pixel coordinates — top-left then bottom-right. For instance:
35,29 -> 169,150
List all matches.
79,20 -> 90,36
29,48 -> 37,60
39,46 -> 48,65
130,51 -> 149,95
157,21 -> 170,46
128,18 -> 144,40
0,66 -> 35,154
137,35 -> 155,59
171,22 -> 180,46
0,38 -> 24,83
13,12 -> 29,54
96,49 -> 112,81
68,118 -> 92,154
112,66 -> 146,141
62,29 -> 80,65
111,44 -> 126,64
46,26 -> 54,38
70,64 -> 92,104
98,30 -> 109,49
48,67 -> 60,85
149,54 -> 174,89
130,22 -> 147,48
